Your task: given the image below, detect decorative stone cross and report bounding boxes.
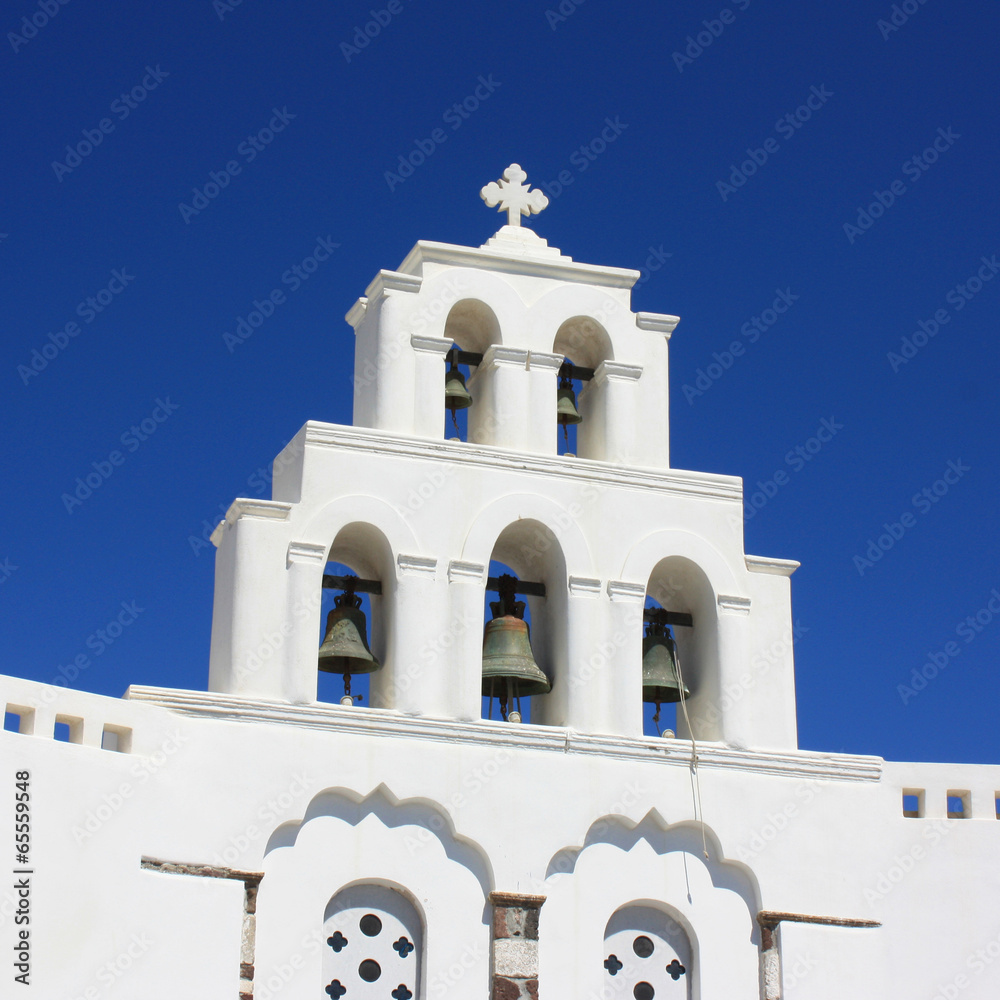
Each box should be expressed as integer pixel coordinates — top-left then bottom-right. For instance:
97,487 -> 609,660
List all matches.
480,163 -> 549,226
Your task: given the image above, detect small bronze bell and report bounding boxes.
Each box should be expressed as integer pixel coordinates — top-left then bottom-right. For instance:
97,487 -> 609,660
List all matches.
318,590 -> 380,698
445,362 -> 473,433
482,576 -> 550,721
641,620 -> 689,705
556,376 -> 582,440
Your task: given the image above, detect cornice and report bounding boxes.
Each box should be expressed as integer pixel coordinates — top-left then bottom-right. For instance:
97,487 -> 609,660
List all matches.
302,423 -> 744,505
124,686 -> 885,784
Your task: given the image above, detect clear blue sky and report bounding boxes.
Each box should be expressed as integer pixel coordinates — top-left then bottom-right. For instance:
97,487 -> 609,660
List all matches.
3,0 -> 999,764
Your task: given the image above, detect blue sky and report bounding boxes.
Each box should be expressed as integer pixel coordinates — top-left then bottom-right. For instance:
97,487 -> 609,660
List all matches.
3,0 -> 999,764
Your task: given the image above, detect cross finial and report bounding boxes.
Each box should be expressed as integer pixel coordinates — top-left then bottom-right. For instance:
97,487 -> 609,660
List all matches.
480,163 -> 549,227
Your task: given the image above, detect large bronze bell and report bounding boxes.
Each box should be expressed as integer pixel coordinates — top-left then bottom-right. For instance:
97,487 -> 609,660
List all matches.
482,578 -> 550,720
445,362 -> 472,432
556,376 -> 582,440
318,591 -> 380,689
641,621 -> 689,704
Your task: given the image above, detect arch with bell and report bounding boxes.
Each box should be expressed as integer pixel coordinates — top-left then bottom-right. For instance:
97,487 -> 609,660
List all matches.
621,531 -> 749,744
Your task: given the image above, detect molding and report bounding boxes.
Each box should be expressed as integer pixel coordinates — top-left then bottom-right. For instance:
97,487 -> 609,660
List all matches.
409,334 -> 452,356
717,594 -> 752,616
526,351 -> 564,373
212,499 -> 293,547
302,424 -> 744,505
478,344 -> 530,371
635,312 -> 680,337
123,686 -> 886,783
345,298 -> 367,329
364,269 -> 423,302
591,360 -> 643,386
397,553 -> 437,578
745,555 -> 801,577
568,576 -> 602,598
449,559 -> 486,584
489,891 -> 546,908
396,239 -> 640,290
607,580 -> 646,603
287,541 -> 327,566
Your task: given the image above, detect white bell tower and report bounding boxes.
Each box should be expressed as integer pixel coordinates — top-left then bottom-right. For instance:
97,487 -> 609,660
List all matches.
206,162 -> 801,750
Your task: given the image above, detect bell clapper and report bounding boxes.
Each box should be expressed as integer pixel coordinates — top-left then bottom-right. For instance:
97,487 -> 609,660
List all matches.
652,701 -> 662,738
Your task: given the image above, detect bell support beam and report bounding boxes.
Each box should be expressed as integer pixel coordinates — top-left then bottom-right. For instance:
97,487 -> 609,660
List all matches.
643,608 -> 693,628
321,574 -> 383,595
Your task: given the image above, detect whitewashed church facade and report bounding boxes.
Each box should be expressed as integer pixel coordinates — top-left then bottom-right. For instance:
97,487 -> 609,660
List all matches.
3,165 -> 999,1000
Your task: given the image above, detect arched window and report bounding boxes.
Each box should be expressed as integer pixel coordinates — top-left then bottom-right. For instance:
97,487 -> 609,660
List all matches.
603,904 -> 692,998
323,883 -> 423,999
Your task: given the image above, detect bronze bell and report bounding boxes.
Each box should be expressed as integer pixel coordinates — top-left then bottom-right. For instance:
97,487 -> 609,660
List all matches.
641,621 -> 689,704
556,376 -> 582,439
318,591 -> 380,686
445,362 -> 472,432
482,578 -> 550,720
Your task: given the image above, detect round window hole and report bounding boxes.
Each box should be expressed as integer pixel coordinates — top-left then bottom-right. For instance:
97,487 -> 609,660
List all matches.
633,935 -> 654,958
634,984 -> 655,1000
359,914 -> 382,937
358,959 -> 381,982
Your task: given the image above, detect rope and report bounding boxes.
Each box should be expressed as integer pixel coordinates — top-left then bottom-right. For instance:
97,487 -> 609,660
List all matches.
672,646 -> 709,861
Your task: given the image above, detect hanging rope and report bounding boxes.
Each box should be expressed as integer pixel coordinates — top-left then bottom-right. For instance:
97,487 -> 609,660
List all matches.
672,646 -> 709,861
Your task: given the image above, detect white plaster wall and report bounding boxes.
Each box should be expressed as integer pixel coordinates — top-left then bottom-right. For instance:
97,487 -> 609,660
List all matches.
4,672 -> 999,999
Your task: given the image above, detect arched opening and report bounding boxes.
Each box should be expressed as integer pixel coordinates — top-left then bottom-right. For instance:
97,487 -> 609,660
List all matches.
645,557 -> 720,741
440,300 -> 500,444
323,882 -> 423,999
554,316 -> 625,461
318,523 -> 393,708
603,902 -> 693,998
553,315 -> 613,371
444,298 -> 501,355
480,520 -> 568,724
